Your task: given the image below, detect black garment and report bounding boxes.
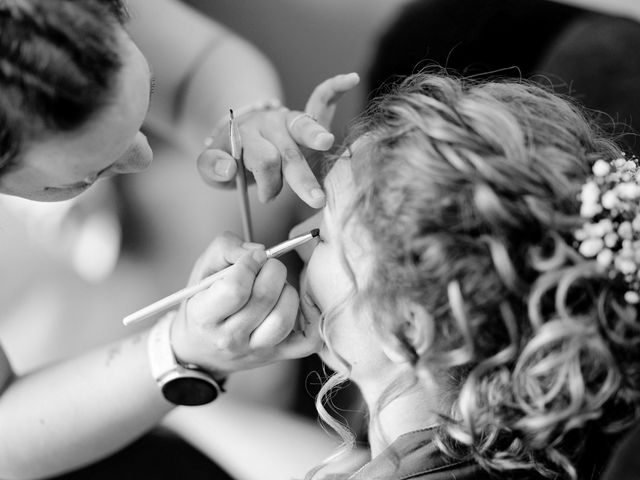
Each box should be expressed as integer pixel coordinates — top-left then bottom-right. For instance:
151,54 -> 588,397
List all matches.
367,0 -> 640,155
323,428 -> 540,480
50,428 -> 232,480
600,421 -> 640,480
349,428 -> 487,480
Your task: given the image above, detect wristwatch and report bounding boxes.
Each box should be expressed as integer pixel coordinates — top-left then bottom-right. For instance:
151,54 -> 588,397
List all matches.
147,313 -> 225,406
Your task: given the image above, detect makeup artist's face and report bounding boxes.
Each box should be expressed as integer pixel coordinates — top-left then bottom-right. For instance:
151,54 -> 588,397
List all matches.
0,29 -> 153,201
291,145 -> 388,381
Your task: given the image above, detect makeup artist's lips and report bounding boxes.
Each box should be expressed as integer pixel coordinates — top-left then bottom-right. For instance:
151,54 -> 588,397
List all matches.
42,182 -> 94,200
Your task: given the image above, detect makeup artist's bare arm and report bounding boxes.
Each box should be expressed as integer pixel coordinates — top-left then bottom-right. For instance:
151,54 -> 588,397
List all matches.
0,235 -> 320,479
126,0 -> 282,154
0,332 -> 172,480
126,0 -> 347,208
164,397 -> 370,480
196,73 -> 360,207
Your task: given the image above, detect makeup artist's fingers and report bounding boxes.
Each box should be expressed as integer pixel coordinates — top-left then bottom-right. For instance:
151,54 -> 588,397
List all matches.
188,231 -> 259,285
223,258 -> 288,336
264,138 -> 325,208
286,110 -> 334,152
304,72 -> 360,129
272,311 -> 323,359
249,283 -> 299,349
171,250 -> 267,367
266,288 -> 323,360
240,130 -> 283,203
187,250 -> 265,323
298,285 -> 323,337
196,148 -> 238,187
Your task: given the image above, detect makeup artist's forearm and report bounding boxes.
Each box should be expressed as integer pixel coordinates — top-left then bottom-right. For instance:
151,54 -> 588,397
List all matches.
0,330 -> 172,480
164,396 -> 350,480
176,35 -> 283,150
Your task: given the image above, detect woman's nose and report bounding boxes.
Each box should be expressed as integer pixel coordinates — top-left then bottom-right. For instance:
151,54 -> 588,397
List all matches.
289,212 -> 322,263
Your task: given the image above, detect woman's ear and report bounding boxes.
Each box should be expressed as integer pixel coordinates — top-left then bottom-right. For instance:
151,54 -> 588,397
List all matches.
382,302 -> 434,364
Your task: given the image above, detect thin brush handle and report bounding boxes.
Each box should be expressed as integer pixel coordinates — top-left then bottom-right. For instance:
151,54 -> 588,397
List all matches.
122,229 -> 319,326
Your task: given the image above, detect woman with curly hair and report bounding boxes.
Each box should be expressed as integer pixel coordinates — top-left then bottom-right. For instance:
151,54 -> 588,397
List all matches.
282,72 -> 640,479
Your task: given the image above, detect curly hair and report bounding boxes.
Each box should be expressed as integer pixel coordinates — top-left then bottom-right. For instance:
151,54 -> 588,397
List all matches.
0,0 -> 127,172
318,72 -> 640,479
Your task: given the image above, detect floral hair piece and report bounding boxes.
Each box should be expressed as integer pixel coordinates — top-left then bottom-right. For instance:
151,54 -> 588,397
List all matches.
574,155 -> 640,304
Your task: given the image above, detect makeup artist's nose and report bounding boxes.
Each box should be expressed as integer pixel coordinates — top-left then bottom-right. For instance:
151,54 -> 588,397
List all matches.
290,212 -> 321,263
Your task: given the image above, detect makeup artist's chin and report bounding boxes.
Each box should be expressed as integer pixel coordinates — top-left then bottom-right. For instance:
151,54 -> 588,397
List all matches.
117,131 -> 154,174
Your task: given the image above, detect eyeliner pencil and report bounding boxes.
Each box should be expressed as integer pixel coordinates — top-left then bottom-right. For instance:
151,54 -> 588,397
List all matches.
122,229 -> 319,326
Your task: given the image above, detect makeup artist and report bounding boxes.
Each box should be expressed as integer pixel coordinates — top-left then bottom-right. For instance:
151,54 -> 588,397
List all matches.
0,0 -> 355,478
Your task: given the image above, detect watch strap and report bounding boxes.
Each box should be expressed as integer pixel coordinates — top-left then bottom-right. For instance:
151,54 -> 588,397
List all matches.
148,312 -> 180,381
147,312 -> 225,405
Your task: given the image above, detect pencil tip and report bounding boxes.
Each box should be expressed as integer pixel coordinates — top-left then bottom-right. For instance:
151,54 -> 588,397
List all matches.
310,228 -> 320,237
229,108 -> 234,119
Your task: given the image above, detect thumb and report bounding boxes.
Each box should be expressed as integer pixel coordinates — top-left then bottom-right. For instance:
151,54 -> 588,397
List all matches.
197,148 -> 239,187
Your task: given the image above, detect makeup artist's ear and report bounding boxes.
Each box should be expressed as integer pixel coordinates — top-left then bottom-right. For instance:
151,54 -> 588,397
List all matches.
382,302 -> 434,364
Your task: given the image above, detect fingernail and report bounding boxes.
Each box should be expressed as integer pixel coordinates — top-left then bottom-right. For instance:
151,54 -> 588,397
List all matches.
313,132 -> 334,149
213,158 -> 233,178
310,188 -> 325,202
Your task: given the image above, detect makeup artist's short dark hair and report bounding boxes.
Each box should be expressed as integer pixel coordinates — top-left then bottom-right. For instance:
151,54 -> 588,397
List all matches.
0,0 -> 128,172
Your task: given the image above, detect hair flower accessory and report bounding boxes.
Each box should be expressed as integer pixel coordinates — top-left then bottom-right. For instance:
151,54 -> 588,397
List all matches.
574,156 -> 640,304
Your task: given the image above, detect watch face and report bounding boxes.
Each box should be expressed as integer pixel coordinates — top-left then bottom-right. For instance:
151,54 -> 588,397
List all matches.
162,377 -> 219,406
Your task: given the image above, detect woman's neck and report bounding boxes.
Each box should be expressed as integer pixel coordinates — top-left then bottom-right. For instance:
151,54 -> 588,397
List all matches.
357,372 -> 442,457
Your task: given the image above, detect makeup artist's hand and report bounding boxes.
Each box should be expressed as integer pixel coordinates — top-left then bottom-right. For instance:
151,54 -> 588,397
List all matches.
170,232 -> 321,377
197,72 -> 360,209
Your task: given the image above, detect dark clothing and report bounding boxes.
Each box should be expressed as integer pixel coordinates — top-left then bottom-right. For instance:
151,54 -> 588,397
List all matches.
324,428 -> 535,480
600,421 -> 640,480
50,428 -> 232,480
348,428 -> 487,480
367,0 -> 640,156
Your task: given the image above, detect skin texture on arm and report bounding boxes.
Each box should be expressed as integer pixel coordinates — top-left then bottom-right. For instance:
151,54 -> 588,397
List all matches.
127,0 -> 362,208
125,0 -> 283,155
0,332 -> 173,480
0,235 -> 319,480
163,397 -> 370,480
